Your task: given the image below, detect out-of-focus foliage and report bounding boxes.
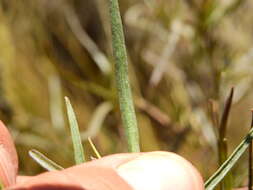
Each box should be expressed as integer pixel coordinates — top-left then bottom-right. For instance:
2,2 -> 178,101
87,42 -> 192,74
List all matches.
0,0 -> 253,186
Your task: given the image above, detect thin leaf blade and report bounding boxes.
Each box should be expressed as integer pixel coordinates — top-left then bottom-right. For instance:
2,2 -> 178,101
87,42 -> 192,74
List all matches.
205,127 -> 253,190
29,149 -> 64,171
109,0 -> 140,152
65,96 -> 86,164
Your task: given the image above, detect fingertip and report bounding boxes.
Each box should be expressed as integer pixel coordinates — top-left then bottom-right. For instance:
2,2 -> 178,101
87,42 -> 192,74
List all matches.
116,151 -> 204,190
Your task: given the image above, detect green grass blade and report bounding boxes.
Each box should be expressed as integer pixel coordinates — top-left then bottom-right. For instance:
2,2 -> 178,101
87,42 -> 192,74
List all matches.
65,96 -> 86,164
29,149 -> 64,171
205,127 -> 253,190
109,0 -> 140,152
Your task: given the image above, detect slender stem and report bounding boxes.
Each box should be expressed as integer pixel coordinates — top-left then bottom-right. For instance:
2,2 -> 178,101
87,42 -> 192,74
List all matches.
218,87 -> 234,190
219,87 -> 234,141
108,0 -> 140,152
205,127 -> 253,190
249,111 -> 253,190
88,137 -> 102,159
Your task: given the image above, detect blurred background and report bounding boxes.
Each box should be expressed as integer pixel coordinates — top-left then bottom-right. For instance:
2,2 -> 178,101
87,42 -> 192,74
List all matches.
0,0 -> 253,187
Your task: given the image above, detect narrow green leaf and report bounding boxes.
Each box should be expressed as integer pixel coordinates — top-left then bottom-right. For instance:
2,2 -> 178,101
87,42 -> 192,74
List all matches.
65,96 -> 86,164
29,149 -> 64,171
205,127 -> 253,190
109,0 -> 140,152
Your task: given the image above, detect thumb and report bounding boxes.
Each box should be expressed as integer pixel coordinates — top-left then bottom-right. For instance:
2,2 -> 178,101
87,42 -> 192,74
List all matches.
10,151 -> 204,190
115,151 -> 204,190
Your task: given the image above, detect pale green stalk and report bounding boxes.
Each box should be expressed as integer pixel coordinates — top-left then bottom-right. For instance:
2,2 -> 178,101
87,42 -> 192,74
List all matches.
108,0 -> 140,152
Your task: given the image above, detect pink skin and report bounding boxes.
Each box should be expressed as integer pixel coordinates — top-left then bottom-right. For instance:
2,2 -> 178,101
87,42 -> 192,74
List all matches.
0,120 -> 206,190
0,121 -> 18,187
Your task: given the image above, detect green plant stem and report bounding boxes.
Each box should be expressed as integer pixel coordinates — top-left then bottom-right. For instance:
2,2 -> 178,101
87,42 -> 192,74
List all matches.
108,0 -> 140,152
205,127 -> 253,190
218,87 -> 234,190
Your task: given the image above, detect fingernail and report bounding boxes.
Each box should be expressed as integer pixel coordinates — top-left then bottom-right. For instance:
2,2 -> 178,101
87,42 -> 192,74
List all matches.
116,151 -> 204,190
